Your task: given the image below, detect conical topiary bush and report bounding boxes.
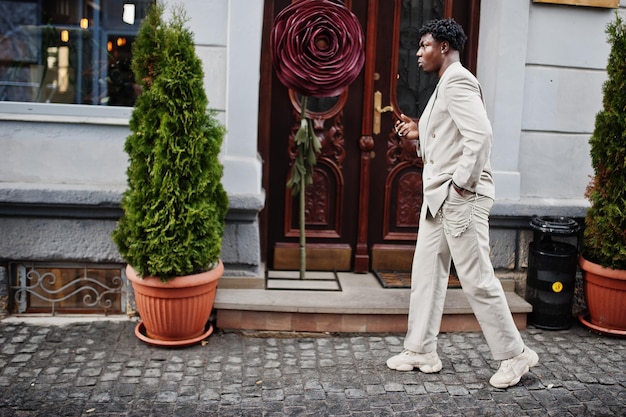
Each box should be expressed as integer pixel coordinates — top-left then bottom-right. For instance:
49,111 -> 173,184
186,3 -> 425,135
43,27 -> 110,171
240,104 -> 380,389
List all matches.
583,13 -> 626,271
579,12 -> 626,335
112,2 -> 228,345
113,2 -> 227,280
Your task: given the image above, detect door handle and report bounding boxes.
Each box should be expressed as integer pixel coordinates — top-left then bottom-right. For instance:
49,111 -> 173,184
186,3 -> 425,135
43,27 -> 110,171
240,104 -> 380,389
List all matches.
373,90 -> 393,134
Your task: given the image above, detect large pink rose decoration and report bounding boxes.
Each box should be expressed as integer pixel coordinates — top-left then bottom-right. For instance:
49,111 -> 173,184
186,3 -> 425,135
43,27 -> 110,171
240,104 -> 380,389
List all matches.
270,0 -> 365,98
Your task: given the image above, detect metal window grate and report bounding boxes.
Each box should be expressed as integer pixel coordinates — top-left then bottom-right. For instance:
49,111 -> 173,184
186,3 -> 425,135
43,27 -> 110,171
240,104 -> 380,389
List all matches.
9,262 -> 125,315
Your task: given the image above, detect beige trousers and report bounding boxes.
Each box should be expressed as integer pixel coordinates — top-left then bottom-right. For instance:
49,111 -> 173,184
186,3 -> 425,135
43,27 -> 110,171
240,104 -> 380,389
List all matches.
404,187 -> 524,361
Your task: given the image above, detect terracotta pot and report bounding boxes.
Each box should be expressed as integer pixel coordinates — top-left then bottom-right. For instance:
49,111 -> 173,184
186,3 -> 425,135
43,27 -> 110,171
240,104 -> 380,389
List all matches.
579,255 -> 626,333
126,261 -> 223,346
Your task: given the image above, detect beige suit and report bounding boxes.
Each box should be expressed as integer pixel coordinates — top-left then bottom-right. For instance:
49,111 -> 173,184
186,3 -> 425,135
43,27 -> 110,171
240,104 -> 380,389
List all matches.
418,61 -> 494,217
404,62 -> 524,361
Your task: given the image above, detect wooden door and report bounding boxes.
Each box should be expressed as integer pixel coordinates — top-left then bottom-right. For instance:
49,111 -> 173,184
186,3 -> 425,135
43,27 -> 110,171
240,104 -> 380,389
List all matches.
258,0 -> 480,273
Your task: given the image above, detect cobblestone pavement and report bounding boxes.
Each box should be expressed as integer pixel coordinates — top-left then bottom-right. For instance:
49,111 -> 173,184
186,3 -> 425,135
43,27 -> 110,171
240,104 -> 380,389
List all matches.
0,319 -> 624,417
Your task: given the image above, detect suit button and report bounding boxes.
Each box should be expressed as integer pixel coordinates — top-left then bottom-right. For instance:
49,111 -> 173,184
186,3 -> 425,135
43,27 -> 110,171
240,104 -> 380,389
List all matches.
429,160 -> 434,164
432,133 -> 436,138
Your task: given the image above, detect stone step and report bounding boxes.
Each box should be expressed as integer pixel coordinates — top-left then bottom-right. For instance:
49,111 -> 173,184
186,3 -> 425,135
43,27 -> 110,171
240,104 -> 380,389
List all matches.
214,272 -> 531,333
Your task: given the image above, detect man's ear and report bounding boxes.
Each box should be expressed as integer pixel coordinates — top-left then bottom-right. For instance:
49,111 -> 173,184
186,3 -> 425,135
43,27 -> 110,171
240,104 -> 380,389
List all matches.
440,41 -> 449,54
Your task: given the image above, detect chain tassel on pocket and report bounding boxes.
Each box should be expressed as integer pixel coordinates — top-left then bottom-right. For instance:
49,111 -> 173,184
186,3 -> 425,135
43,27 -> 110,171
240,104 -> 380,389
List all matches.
439,192 -> 478,238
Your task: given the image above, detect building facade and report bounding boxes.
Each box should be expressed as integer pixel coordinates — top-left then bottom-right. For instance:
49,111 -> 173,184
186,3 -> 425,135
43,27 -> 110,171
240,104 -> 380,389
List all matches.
0,0 -> 624,316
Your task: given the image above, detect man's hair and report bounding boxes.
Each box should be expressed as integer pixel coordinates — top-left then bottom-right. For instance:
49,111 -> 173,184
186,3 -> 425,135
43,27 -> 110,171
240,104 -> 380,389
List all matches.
418,18 -> 468,53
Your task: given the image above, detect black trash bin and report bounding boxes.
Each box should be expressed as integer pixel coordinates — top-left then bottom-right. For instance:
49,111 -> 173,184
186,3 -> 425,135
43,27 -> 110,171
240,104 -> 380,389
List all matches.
525,216 -> 580,330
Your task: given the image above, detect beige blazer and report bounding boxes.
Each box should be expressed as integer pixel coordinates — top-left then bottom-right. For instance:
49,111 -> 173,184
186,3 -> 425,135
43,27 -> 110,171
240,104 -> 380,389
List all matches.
417,61 -> 495,217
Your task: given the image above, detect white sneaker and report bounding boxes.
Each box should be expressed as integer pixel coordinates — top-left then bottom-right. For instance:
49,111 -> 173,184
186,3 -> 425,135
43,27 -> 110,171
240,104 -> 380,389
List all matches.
386,349 -> 443,373
489,346 -> 539,388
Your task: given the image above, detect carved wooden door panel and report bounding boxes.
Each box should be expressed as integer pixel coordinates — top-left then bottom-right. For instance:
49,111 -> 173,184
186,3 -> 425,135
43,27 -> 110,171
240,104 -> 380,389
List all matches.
259,0 -> 480,272
364,0 -> 480,273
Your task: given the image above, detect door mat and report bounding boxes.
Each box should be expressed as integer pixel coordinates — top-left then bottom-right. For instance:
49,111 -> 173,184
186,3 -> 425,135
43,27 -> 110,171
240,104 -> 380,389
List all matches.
373,270 -> 412,288
374,270 -> 462,289
265,270 -> 342,291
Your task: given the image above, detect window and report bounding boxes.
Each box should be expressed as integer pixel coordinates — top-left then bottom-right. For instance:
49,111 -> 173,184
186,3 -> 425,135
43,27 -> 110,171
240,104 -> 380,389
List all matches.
9,262 -> 125,315
0,0 -> 152,107
396,0 -> 443,118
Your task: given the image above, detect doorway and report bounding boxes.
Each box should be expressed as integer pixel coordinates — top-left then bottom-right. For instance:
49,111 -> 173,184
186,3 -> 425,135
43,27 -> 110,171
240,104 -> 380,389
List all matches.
258,0 -> 480,273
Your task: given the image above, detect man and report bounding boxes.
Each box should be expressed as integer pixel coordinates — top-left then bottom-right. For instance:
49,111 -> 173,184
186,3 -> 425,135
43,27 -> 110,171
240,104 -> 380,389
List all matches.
389,18 -> 538,389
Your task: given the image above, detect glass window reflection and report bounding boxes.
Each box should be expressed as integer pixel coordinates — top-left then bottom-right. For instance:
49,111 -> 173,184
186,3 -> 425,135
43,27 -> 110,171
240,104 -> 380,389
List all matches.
0,0 -> 152,106
396,0 -> 444,118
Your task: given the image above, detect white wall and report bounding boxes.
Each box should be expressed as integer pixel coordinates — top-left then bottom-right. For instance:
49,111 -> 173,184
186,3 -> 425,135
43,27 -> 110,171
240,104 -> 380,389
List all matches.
0,120 -> 127,186
184,0 -> 264,197
477,0 -> 530,200
478,0 -> 624,212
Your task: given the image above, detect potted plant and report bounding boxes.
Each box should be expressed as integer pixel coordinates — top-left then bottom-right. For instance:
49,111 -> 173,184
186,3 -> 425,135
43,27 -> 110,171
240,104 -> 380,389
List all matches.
578,12 -> 626,335
112,2 -> 228,346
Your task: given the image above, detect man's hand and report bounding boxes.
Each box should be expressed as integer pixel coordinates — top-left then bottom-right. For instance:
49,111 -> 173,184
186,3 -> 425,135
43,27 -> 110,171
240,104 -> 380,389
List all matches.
394,113 -> 419,140
452,182 -> 466,196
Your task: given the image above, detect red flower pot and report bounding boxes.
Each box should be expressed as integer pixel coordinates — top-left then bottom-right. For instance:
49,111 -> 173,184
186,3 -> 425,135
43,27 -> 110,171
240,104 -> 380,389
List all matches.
579,255 -> 626,335
126,261 -> 223,346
